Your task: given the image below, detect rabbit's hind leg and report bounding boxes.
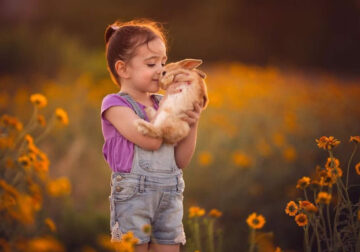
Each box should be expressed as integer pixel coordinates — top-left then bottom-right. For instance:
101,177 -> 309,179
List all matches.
162,117 -> 190,145
134,119 -> 161,138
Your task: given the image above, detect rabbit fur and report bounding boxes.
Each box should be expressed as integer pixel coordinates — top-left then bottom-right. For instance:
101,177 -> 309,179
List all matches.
134,58 -> 209,145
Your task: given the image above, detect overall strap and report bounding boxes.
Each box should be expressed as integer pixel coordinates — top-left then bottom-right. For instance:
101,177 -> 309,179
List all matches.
152,94 -> 163,105
117,92 -> 146,120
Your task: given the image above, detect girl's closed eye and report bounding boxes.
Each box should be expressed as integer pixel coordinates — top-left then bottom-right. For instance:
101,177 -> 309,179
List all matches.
147,63 -> 166,67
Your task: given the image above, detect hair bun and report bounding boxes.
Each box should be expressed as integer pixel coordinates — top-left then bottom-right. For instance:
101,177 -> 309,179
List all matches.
105,25 -> 119,44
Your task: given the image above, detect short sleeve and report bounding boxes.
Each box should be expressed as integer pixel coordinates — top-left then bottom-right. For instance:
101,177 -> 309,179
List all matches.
100,94 -> 132,121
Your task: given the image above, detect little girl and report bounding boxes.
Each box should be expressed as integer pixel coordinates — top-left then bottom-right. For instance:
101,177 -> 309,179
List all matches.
100,19 -> 203,252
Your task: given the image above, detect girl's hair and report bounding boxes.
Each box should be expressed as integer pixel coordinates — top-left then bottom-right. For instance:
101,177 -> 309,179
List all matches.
104,18 -> 169,87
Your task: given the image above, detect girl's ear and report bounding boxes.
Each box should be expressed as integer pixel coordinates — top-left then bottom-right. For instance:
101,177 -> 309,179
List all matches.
177,59 -> 203,69
115,60 -> 130,78
194,69 -> 207,79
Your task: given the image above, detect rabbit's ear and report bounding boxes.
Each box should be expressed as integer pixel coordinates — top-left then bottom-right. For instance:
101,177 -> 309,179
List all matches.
194,69 -> 207,79
177,59 -> 203,69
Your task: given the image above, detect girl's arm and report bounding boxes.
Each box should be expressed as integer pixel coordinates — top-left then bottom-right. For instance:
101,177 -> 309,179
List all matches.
104,106 -> 163,151
175,102 -> 203,169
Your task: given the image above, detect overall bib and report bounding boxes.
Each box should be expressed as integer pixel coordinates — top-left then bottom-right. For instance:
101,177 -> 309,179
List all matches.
109,92 -> 186,245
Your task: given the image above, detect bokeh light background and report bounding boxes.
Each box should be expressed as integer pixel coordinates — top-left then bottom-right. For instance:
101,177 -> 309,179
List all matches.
1,0 -> 360,251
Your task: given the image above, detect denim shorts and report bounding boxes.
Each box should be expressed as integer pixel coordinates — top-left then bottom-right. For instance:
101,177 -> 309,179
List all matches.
109,173 -> 186,245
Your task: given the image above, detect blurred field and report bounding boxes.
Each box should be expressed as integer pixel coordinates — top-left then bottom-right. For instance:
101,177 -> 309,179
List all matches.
1,57 -> 360,251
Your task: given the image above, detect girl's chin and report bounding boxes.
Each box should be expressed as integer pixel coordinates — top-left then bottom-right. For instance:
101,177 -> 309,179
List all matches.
150,83 -> 160,92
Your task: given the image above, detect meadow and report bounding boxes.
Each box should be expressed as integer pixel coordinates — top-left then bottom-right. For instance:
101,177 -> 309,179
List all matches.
1,58 -> 360,251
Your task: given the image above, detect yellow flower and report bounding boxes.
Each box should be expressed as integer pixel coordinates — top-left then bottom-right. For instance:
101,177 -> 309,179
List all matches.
142,224 -> 151,235
30,94 -> 48,108
0,114 -> 23,131
316,192 -> 332,204
327,167 -> 343,178
45,217 -> 57,232
46,177 -> 71,197
232,151 -> 252,167
18,155 -> 32,172
295,213 -> 308,227
189,206 -> 206,218
0,179 -> 20,199
13,194 -> 37,225
115,241 -> 134,252
197,151 -> 213,166
256,139 -> 272,157
319,176 -> 335,188
315,136 -> 340,150
246,212 -> 266,229
296,176 -> 310,190
55,108 -> 69,125
283,146 -> 296,162
285,201 -> 298,216
316,165 -> 328,178
25,134 -> 34,145
121,231 -> 139,245
208,209 -> 222,218
350,136 -> 360,143
355,162 -> 360,175
27,235 -> 64,252
274,247 -> 282,252
299,201 -> 318,214
37,115 -> 46,127
272,133 -> 285,147
325,157 -> 340,169
28,143 -> 40,155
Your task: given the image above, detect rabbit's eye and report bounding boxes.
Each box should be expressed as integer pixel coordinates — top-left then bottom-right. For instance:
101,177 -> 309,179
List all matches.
162,71 -> 166,76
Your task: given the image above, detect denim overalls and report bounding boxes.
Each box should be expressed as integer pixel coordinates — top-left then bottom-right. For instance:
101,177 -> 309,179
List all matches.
109,92 -> 186,245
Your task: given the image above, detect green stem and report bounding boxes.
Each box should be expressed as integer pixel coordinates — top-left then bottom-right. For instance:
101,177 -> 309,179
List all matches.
215,228 -> 223,252
319,205 -> 331,251
346,144 -> 358,190
332,159 -> 357,237
314,218 -> 322,252
304,225 -> 311,252
304,188 -> 309,201
35,115 -> 56,145
0,106 -> 38,165
248,228 -> 256,252
194,217 -> 201,251
326,203 -> 333,249
206,218 -> 215,252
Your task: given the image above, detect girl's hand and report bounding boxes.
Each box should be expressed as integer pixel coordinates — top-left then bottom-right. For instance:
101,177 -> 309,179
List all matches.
180,101 -> 203,127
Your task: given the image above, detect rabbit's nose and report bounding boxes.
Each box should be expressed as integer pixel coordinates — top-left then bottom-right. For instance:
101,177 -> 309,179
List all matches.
162,71 -> 166,76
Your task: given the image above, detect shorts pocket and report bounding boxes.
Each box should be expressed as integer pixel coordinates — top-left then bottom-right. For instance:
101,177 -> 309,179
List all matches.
111,181 -> 138,202
177,176 -> 185,193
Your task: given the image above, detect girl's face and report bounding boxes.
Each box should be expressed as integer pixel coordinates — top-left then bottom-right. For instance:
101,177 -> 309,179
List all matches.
124,38 -> 167,93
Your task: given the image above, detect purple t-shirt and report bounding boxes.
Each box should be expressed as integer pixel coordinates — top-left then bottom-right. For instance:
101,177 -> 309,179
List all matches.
100,93 -> 160,172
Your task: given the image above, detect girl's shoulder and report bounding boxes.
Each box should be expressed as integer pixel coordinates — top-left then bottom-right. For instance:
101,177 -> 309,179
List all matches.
101,93 -> 133,119
101,93 -> 132,107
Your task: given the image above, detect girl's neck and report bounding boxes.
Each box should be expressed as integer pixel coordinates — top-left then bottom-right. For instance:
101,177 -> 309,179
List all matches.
120,86 -> 152,105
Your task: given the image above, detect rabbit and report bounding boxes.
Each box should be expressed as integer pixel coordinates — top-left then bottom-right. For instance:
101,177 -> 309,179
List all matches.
134,58 -> 209,145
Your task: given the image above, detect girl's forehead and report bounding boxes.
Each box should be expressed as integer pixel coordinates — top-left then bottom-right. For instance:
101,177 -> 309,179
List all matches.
136,39 -> 167,59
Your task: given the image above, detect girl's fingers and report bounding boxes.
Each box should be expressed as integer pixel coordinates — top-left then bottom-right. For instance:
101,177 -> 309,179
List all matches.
185,110 -> 197,118
194,102 -> 201,112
